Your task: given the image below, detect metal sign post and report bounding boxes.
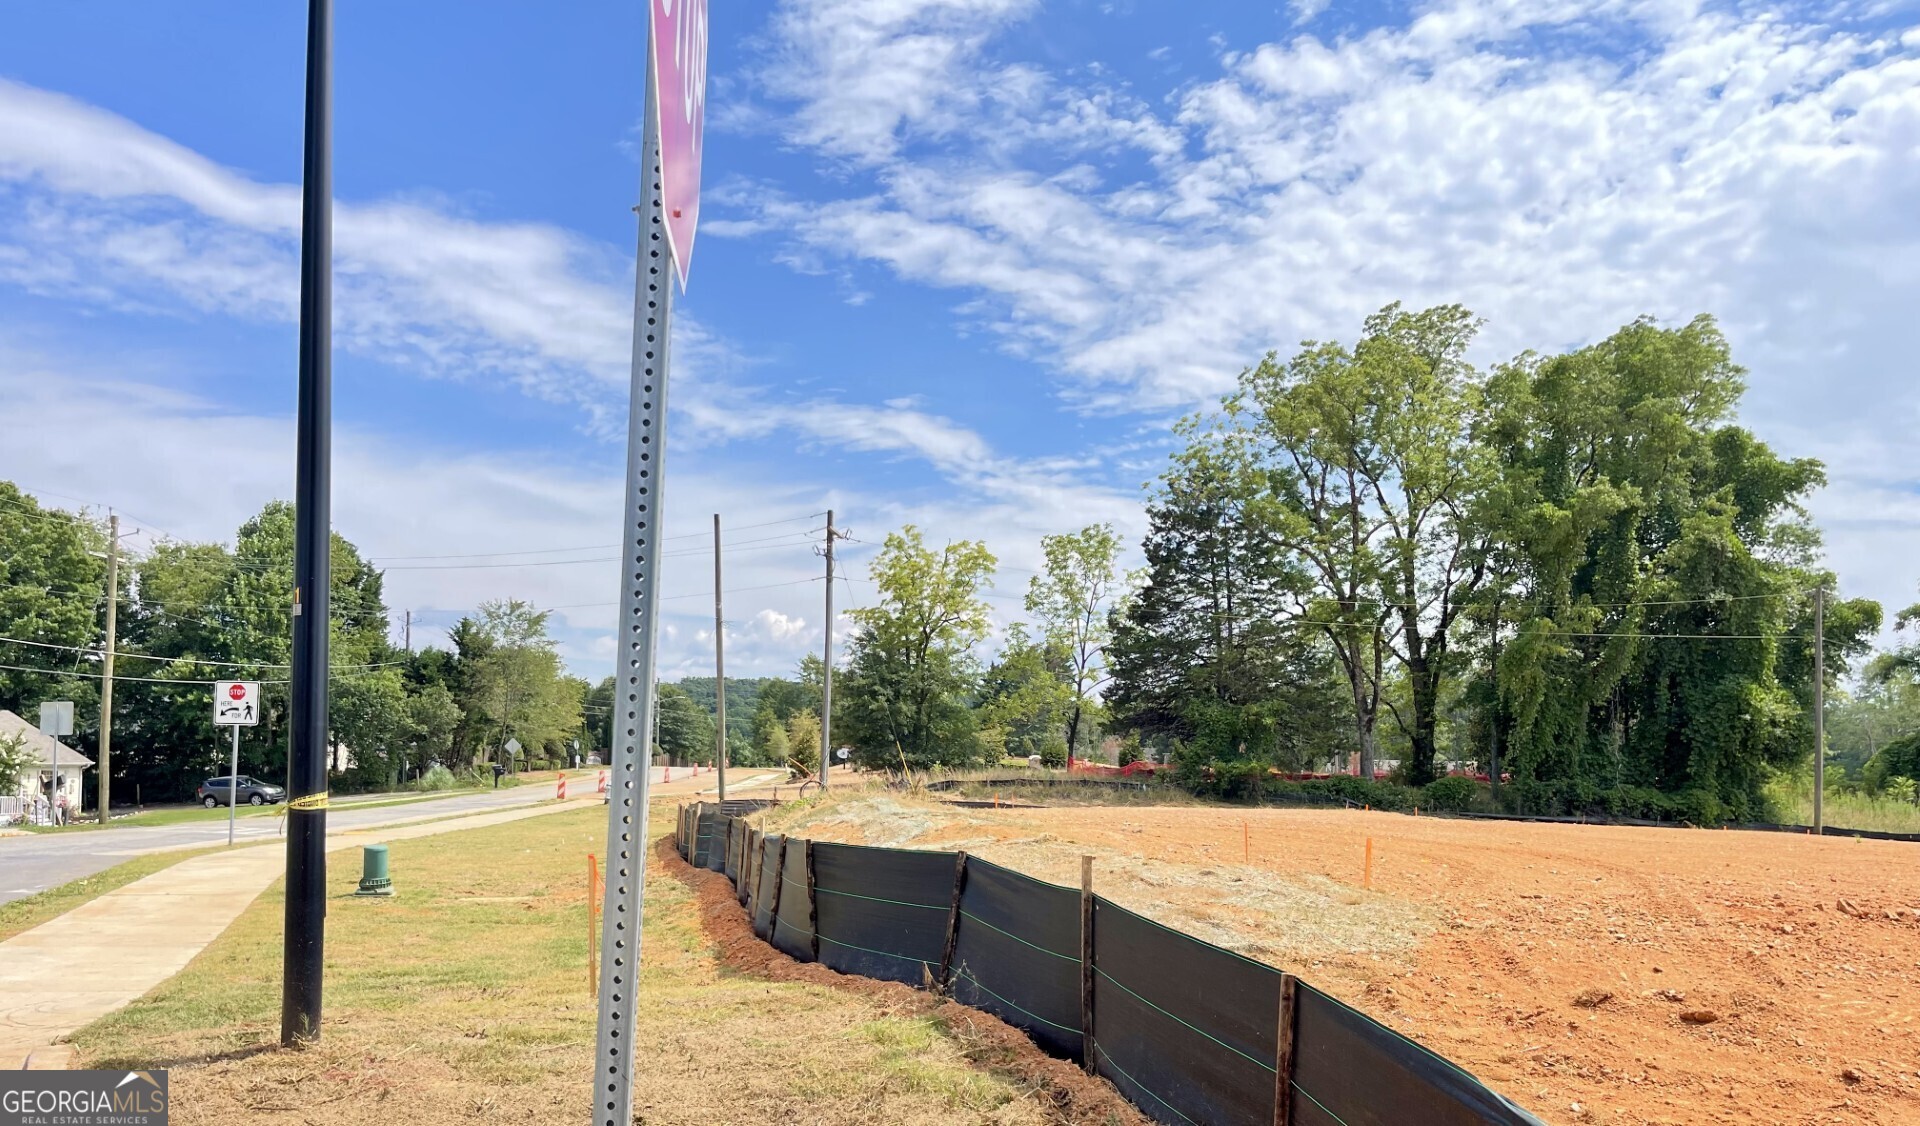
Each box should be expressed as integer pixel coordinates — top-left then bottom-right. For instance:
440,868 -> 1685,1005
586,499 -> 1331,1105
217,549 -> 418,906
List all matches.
595,2 -> 706,1121
39,702 -> 73,826
215,682 -> 261,846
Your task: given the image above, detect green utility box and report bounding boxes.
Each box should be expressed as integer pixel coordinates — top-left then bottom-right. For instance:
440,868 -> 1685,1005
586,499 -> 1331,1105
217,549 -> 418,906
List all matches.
354,844 -> 394,897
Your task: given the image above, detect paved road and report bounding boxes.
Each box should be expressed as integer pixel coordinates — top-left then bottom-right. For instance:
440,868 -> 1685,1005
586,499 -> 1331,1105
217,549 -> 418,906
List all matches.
0,768 -> 691,906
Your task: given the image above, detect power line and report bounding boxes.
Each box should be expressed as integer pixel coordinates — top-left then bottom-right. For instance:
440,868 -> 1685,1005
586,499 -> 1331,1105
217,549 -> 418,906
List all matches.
0,657 -> 406,686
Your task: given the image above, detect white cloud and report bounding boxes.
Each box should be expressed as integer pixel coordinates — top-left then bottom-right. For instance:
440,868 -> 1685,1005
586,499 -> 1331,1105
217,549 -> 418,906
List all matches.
738,0 -> 1920,623
0,78 -> 634,417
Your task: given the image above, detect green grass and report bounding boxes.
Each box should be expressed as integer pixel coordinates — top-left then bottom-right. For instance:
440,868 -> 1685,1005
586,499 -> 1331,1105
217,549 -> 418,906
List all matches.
68,804 -> 1066,1124
0,844 -> 252,942
1768,777 -> 1920,835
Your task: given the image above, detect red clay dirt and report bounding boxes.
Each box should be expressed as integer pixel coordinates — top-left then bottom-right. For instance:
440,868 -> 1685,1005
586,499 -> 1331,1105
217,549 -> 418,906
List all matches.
657,835 -> 1145,1126
774,799 -> 1920,1126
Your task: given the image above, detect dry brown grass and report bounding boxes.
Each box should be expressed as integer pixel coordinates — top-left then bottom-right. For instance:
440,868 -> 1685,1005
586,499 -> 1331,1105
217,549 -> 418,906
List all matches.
70,803 -> 1089,1125
759,793 -> 1435,963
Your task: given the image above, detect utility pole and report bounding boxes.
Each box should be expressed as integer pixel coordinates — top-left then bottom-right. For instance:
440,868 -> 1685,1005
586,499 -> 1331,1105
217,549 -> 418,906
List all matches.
820,509 -> 836,788
403,608 -> 411,654
1813,583 -> 1826,836
97,513 -> 119,825
282,0 -> 332,1048
713,513 -> 727,803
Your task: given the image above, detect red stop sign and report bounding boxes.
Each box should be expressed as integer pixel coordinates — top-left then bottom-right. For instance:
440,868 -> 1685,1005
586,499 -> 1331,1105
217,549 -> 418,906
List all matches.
228,684 -> 247,701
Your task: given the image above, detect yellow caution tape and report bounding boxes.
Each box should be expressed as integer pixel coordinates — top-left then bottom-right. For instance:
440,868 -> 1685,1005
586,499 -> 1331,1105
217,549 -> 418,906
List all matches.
288,791 -> 330,811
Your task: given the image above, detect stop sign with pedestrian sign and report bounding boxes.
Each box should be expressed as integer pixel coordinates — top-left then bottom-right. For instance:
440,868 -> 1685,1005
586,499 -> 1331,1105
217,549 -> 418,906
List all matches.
215,681 -> 260,727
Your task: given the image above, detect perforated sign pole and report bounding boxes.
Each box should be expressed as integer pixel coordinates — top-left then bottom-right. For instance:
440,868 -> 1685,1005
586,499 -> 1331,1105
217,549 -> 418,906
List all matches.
595,36 -> 675,1126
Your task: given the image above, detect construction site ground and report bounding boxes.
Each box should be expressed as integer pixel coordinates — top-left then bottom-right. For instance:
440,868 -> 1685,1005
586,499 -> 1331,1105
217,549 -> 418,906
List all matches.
761,794 -> 1920,1126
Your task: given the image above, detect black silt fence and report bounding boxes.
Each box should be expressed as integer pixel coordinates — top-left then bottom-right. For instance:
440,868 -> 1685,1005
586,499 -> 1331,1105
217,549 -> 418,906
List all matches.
751,834 -> 785,939
810,841 -> 955,986
1092,896 -> 1282,1125
675,804 -> 1544,1126
1287,981 -> 1541,1125
770,836 -> 816,962
946,856 -> 1084,1060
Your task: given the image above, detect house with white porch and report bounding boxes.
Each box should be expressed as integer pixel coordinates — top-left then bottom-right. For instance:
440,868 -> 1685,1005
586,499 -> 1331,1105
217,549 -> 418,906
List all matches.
0,708 -> 92,822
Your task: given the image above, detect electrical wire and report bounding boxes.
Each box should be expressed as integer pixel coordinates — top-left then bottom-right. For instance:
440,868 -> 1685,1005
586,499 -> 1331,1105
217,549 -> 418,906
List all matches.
0,658 -> 407,686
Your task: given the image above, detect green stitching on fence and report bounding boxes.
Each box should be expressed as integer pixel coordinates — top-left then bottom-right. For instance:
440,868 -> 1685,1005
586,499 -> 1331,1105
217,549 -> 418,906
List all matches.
1094,966 -> 1275,1074
1290,1080 -> 1351,1126
814,885 -> 946,911
816,932 -> 931,968
957,908 -> 1078,962
951,969 -> 1082,1036
1091,1040 -> 1202,1126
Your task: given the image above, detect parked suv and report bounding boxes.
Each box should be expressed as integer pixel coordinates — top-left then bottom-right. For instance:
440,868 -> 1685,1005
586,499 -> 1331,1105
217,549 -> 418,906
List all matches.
197,775 -> 286,808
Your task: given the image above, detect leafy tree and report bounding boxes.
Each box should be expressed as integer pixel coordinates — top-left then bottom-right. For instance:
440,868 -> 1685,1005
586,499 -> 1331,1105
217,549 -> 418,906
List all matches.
1236,304 -> 1494,783
839,527 -> 996,769
978,626 -> 1073,761
582,676 -> 616,758
654,683 -> 714,763
465,599 -> 582,765
403,682 -> 463,777
0,483 -> 108,745
1026,524 -> 1122,758
786,709 -> 821,770
1482,317 -> 1877,815
0,729 -> 34,795
1106,429 -> 1350,773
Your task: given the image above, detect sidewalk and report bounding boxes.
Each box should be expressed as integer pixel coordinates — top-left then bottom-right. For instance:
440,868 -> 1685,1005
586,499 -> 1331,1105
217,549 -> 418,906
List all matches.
0,795 -> 605,1069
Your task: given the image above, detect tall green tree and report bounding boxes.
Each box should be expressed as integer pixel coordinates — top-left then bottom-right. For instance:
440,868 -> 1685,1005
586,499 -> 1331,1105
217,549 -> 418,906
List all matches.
1237,304 -> 1494,784
654,683 -> 713,763
1026,524 -> 1122,757
0,483 -> 108,734
1105,432 -> 1349,772
465,598 -> 582,765
1481,316 -> 1878,814
839,526 -> 996,769
978,625 -> 1074,763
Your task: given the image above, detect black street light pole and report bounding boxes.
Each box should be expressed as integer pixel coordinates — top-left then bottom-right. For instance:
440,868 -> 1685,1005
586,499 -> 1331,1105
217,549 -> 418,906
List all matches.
282,0 -> 332,1047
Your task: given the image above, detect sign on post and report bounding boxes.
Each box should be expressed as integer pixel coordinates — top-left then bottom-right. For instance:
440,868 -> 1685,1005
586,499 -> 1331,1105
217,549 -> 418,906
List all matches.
38,700 -> 74,738
214,681 -> 261,726
650,0 -> 708,287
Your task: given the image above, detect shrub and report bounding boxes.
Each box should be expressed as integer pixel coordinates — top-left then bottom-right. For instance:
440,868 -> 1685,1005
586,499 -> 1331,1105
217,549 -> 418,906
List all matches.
1039,735 -> 1069,769
411,765 -> 457,792
1420,775 -> 1478,812
1117,735 -> 1144,767
1672,787 -> 1728,826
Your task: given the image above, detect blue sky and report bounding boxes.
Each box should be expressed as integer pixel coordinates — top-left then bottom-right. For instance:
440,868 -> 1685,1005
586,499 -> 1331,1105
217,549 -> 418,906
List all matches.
2,0 -> 1918,681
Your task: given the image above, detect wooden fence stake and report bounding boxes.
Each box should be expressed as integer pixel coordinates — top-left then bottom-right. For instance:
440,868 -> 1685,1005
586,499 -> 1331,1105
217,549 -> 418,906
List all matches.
767,837 -> 790,938
1273,973 -> 1298,1126
938,851 -> 969,989
1364,837 -> 1374,891
1080,854 -> 1096,1075
806,839 -> 821,962
587,854 -> 600,995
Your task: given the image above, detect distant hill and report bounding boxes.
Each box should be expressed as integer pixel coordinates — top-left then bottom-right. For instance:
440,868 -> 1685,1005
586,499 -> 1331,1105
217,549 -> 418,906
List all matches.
673,676 -> 776,721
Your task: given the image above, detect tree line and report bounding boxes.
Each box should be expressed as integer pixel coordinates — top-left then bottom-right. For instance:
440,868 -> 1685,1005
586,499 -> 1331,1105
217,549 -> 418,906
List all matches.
0,487 -> 592,802
7,303 -> 1917,819
801,306 -> 1916,823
